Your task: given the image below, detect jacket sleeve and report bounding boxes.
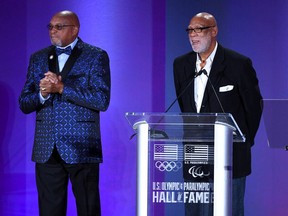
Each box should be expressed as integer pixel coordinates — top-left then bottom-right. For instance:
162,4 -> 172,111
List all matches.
19,55 -> 45,114
239,58 -> 263,145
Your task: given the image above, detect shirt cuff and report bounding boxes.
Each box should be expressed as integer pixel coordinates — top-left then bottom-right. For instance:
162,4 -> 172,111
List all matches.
39,92 -> 50,104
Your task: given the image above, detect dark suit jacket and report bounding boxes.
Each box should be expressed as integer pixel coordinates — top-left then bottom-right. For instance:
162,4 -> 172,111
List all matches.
173,44 -> 262,178
19,38 -> 111,164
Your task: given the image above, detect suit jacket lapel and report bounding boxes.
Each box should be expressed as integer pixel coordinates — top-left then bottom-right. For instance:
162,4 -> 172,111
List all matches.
48,47 -> 59,74
201,44 -> 226,111
185,52 -> 197,112
60,42 -> 82,81
209,44 -> 226,84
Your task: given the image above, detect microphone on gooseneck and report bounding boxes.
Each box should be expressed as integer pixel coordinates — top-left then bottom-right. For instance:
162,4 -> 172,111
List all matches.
148,71 -> 200,139
129,69 -> 208,140
130,72 -> 198,140
164,72 -> 199,113
202,69 -> 225,113
194,69 -> 204,78
165,69 -> 206,113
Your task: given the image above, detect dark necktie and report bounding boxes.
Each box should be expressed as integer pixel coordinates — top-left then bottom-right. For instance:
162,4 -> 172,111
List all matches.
55,46 -> 72,56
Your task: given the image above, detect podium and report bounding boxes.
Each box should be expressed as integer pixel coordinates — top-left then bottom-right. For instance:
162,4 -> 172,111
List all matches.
125,113 -> 245,216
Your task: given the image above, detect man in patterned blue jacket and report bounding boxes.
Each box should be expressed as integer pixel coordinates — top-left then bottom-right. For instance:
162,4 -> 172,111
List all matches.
19,10 -> 111,216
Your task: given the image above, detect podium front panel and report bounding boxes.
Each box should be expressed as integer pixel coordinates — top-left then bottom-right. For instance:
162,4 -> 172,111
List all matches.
148,139 -> 214,216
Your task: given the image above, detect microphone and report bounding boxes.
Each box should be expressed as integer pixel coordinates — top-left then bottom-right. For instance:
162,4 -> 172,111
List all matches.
165,69 -> 205,113
202,69 -> 225,113
147,72 -> 197,139
194,69 -> 204,78
201,70 -> 237,136
165,73 -> 197,113
129,72 -> 197,140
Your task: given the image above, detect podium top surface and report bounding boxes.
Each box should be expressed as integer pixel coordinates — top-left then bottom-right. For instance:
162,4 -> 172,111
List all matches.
125,112 -> 245,142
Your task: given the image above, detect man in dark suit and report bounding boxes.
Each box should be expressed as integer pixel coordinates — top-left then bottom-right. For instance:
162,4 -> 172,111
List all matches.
19,10 -> 110,216
173,12 -> 262,216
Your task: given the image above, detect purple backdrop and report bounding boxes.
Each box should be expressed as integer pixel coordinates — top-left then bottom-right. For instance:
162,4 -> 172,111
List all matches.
1,0 -> 288,215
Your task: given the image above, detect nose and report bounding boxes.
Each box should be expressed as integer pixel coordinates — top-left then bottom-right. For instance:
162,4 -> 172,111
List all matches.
188,32 -> 197,38
186,29 -> 197,37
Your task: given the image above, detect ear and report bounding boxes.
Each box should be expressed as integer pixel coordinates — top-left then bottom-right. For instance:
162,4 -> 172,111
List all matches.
72,26 -> 79,37
211,26 -> 218,37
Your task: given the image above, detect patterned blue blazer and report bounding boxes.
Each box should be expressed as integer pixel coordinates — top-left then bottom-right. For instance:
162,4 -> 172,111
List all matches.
19,38 -> 111,164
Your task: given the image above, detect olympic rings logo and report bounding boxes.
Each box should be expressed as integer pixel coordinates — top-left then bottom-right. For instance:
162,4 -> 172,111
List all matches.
155,161 -> 182,172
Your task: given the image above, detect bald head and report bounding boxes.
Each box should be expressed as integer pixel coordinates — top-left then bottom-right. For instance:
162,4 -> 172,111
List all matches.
193,12 -> 217,27
53,10 -> 80,28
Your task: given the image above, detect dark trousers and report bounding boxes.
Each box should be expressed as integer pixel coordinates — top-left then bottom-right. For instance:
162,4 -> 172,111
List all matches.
35,149 -> 101,216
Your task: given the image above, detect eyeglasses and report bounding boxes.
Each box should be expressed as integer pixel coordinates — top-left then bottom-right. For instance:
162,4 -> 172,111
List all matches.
47,24 -> 75,31
185,26 -> 215,34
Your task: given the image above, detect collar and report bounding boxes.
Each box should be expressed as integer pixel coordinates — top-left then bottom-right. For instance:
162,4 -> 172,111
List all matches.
196,42 -> 218,64
56,37 -> 78,50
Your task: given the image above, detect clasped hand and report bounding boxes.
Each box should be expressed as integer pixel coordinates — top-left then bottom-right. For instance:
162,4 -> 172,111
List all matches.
39,71 -> 64,97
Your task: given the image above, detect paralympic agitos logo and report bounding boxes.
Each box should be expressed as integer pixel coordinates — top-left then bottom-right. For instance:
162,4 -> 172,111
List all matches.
188,166 -> 210,178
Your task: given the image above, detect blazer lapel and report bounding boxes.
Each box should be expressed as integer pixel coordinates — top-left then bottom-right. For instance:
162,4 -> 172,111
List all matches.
201,45 -> 226,111
185,52 -> 197,112
60,43 -> 82,81
48,47 -> 59,74
209,44 -> 226,84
